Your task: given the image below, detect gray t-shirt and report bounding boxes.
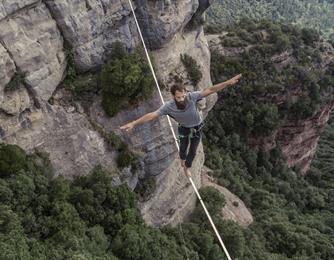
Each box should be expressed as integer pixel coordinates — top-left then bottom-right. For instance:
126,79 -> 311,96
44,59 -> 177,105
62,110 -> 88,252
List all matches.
156,91 -> 203,127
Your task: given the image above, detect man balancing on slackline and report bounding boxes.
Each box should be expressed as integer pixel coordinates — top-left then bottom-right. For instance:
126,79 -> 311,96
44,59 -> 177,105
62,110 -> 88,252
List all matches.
120,74 -> 242,177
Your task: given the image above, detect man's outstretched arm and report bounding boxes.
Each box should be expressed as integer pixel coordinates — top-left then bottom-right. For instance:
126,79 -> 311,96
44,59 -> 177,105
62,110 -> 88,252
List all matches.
120,111 -> 159,132
201,74 -> 242,98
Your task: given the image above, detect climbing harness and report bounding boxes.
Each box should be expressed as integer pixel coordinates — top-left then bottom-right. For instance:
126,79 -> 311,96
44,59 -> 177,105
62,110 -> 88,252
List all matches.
127,1 -> 232,260
178,122 -> 205,140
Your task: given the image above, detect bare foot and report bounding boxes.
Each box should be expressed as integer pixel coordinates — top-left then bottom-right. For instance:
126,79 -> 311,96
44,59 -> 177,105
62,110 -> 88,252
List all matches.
180,159 -> 186,168
183,167 -> 191,177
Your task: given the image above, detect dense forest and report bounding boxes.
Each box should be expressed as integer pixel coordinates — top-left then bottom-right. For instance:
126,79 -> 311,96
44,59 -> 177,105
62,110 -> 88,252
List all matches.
0,144 -> 256,259
203,19 -> 334,259
206,0 -> 334,40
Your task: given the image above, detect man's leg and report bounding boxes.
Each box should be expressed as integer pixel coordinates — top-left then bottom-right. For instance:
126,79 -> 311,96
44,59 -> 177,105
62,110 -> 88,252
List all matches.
185,135 -> 201,169
178,126 -> 190,165
178,126 -> 191,176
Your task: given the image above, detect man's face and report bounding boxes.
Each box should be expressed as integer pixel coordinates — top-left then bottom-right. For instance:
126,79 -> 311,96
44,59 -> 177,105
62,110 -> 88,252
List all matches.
174,90 -> 187,109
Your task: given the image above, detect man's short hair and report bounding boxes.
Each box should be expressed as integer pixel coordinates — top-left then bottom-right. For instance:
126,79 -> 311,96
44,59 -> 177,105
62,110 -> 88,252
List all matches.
170,83 -> 186,96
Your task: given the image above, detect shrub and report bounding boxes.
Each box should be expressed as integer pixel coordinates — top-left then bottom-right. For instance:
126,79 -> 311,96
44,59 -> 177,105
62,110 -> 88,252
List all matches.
0,144 -> 29,178
64,49 -> 78,83
301,28 -> 320,46
4,72 -> 25,92
180,53 -> 203,86
100,43 -> 154,117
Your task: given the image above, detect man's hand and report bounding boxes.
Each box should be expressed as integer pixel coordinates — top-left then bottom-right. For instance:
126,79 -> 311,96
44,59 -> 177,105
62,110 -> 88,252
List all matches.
226,74 -> 242,86
120,122 -> 135,132
201,74 -> 242,98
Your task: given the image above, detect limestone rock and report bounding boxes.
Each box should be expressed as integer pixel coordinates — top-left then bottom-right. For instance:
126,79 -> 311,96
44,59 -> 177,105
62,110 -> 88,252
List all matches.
0,87 -> 31,115
0,43 -> 16,93
187,0 -> 213,28
0,2 -> 66,101
3,103 -> 120,179
140,144 -> 204,226
44,0 -> 138,71
201,169 -> 253,227
278,101 -> 334,173
90,92 -> 176,176
0,0 -> 39,20
134,0 -> 199,49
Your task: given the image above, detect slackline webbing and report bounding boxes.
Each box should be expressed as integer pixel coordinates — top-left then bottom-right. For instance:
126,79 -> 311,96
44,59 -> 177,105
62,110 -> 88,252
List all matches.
127,1 -> 232,259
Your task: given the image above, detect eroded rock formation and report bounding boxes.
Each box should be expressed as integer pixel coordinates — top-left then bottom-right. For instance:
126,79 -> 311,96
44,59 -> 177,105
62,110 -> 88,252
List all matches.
0,0 -> 214,226
208,34 -> 334,174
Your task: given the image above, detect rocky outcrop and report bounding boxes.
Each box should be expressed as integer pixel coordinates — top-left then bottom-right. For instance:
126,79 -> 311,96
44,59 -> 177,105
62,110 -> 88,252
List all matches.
44,0 -> 138,72
208,34 -> 334,174
133,0 -> 199,49
0,0 -> 38,20
0,2 -> 66,102
0,44 -> 15,89
278,101 -> 334,173
0,0 -> 214,226
201,168 -> 253,227
0,88 -> 31,116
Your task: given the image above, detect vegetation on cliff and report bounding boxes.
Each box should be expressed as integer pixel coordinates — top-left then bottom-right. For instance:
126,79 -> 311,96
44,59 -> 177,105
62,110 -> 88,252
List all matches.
202,20 -> 334,259
0,144 -> 245,259
206,0 -> 334,40
63,42 -> 155,118
100,43 -> 155,117
181,53 -> 203,87
211,19 -> 333,138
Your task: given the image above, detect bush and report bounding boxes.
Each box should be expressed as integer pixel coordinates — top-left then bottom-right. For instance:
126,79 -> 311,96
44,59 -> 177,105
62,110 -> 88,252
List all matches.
0,144 -> 30,178
64,49 -> 78,83
4,72 -> 25,92
90,123 -> 141,171
180,53 -> 203,86
101,43 -> 154,117
301,28 -> 320,46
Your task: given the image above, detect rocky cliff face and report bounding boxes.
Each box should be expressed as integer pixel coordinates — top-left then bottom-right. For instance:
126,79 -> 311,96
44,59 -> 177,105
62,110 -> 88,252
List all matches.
207,34 -> 334,174
0,0 -> 215,226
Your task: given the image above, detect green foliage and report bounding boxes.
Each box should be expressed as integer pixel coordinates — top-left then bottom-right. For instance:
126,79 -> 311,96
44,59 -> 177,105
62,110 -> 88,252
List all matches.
180,53 -> 203,86
116,149 -> 139,170
4,72 -> 25,92
2,145 -> 235,259
210,20 -> 332,139
197,187 -> 226,216
134,176 -> 156,201
91,123 -> 141,171
0,205 -> 30,260
203,116 -> 334,258
203,19 -> 334,256
206,0 -> 334,40
62,49 -> 99,112
100,43 -> 154,117
111,224 -> 184,260
64,49 -> 78,83
203,101 -> 334,259
301,28 -> 320,46
65,73 -> 99,102
0,144 -> 29,178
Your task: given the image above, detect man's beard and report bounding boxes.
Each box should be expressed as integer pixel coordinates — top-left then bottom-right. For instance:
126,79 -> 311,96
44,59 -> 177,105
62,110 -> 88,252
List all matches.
175,98 -> 187,110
